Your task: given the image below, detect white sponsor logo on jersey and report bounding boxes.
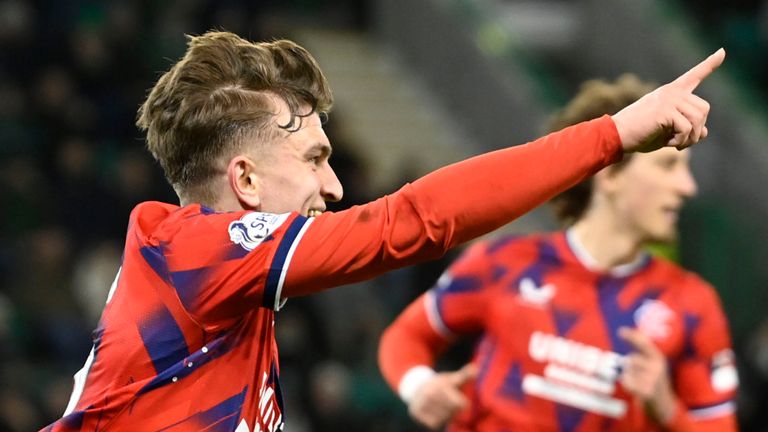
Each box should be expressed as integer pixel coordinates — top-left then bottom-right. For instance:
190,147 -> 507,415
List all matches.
518,277 -> 556,306
235,419 -> 250,432
251,372 -> 284,432
525,332 -> 627,418
228,212 -> 289,251
529,332 -> 622,381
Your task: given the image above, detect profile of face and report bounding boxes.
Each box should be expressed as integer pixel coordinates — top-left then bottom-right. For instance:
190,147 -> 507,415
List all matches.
231,96 -> 343,217
600,147 -> 697,243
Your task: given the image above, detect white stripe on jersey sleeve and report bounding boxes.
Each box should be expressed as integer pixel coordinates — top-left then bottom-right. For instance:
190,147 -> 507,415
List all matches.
273,217 -> 314,311
689,401 -> 736,420
424,290 -> 456,339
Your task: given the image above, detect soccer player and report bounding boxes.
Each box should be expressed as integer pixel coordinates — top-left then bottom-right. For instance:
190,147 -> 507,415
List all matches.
45,30 -> 723,431
377,74 -> 739,432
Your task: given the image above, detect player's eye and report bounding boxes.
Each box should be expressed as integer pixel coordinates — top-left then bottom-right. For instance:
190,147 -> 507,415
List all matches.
656,157 -> 677,170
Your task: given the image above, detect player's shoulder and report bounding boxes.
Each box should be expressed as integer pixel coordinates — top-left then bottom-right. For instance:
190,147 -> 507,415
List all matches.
650,256 -> 710,286
474,231 -> 552,255
130,201 -> 292,235
167,206 -> 306,256
129,200 -> 179,219
649,256 -> 721,302
128,201 -> 238,242
128,201 -> 180,237
449,232 -> 555,277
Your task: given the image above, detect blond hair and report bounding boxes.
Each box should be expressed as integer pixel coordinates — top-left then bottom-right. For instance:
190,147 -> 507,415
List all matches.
137,31 -> 333,204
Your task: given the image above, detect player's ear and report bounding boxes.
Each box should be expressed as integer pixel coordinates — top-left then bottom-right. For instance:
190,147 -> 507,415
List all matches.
228,155 -> 261,209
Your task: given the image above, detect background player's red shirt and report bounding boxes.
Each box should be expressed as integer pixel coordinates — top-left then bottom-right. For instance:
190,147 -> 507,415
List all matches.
380,230 -> 739,432
43,116 -> 623,431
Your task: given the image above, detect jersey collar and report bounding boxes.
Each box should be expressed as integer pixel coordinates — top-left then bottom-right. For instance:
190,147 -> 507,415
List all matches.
564,228 -> 650,278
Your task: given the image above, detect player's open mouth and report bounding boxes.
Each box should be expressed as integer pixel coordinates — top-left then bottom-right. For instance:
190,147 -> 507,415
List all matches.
307,209 -> 323,217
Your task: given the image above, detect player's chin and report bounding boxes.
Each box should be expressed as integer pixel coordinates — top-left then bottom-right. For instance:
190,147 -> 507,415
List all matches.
648,228 -> 678,245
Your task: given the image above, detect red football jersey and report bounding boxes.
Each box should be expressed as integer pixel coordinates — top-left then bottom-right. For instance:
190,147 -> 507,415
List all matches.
380,230 -> 739,432
51,205 -> 314,432
43,116 -> 623,431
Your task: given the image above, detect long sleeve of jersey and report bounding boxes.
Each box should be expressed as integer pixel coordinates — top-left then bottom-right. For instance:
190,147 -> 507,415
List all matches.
284,115 -> 621,297
661,275 -> 739,432
378,240 -> 492,395
378,294 -> 451,394
142,116 -> 620,331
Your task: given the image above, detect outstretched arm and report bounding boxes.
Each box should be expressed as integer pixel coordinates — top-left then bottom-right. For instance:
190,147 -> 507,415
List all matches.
157,52 -> 727,330
284,50 -> 726,298
379,242 -> 494,430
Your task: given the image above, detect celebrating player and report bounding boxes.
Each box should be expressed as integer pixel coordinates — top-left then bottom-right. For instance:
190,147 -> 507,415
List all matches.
44,30 -> 724,431
378,74 -> 738,431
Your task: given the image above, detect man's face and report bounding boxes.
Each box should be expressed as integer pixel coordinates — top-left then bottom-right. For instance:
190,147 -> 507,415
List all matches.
606,148 -> 697,243
250,99 -> 343,217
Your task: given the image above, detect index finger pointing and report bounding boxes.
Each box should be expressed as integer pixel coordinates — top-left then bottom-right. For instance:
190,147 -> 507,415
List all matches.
671,48 -> 726,93
449,363 -> 478,386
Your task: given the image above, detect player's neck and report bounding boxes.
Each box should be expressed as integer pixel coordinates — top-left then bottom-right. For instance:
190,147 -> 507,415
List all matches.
569,216 -> 644,271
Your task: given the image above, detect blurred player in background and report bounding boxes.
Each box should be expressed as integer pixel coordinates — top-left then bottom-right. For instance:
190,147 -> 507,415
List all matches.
43,29 -> 724,431
378,74 -> 739,432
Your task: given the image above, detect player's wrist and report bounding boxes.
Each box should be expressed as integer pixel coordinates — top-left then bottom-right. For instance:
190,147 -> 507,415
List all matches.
648,376 -> 678,424
398,365 -> 436,403
611,108 -> 642,153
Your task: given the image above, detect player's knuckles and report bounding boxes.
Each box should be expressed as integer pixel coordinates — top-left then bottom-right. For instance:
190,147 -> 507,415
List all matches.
423,382 -> 448,399
422,392 -> 457,411
689,94 -> 710,112
700,98 -> 711,114
696,98 -> 711,116
677,115 -> 693,131
684,106 -> 702,123
420,395 -> 444,410
675,129 -> 692,146
692,109 -> 706,125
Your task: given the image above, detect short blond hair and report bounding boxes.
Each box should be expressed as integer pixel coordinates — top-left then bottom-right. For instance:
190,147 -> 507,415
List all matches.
137,31 -> 333,204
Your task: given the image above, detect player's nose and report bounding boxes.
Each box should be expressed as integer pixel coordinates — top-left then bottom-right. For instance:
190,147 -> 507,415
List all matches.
320,163 -> 343,203
677,166 -> 698,198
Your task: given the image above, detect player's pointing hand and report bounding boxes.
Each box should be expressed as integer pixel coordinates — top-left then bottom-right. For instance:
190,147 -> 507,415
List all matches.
618,327 -> 678,423
612,48 -> 725,153
408,363 -> 478,431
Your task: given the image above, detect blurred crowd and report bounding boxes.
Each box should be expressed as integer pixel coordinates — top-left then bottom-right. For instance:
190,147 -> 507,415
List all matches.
684,0 -> 768,92
0,1 -> 442,430
0,0 -> 767,431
